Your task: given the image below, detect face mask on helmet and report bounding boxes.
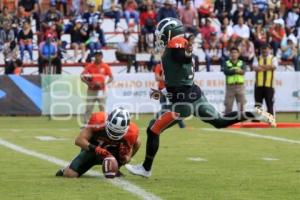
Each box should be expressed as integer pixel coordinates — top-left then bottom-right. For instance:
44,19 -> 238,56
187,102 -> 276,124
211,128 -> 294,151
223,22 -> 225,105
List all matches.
106,108 -> 130,140
155,17 -> 184,51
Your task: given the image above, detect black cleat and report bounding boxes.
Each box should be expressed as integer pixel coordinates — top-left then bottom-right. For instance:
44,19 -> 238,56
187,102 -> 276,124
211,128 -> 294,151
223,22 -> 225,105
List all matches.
55,169 -> 64,177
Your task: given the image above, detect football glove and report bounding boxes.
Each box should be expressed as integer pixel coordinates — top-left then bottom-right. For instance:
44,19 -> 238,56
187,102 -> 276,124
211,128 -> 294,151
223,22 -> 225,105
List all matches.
95,146 -> 112,158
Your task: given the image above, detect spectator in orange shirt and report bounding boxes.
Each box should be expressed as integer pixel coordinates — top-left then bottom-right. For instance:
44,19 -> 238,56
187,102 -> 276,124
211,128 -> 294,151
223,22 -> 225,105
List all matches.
81,51 -> 114,124
0,0 -> 18,14
197,0 -> 213,25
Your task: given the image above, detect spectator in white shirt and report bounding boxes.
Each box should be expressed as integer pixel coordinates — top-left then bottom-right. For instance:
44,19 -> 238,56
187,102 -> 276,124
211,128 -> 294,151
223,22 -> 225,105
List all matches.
233,16 -> 250,40
285,4 -> 299,29
115,30 -> 138,73
221,17 -> 233,37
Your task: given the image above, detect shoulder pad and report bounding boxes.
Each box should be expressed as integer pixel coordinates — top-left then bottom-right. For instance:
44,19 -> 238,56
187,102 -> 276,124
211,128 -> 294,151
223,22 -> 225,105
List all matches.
167,37 -> 188,49
123,122 -> 139,145
87,112 -> 107,130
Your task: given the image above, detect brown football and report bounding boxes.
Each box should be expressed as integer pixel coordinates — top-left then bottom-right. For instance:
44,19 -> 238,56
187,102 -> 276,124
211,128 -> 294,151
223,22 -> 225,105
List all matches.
102,156 -> 119,178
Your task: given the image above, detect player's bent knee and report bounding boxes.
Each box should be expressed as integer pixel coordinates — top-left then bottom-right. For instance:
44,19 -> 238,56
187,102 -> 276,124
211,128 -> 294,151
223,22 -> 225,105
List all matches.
63,167 -> 79,178
134,136 -> 141,150
131,136 -> 141,157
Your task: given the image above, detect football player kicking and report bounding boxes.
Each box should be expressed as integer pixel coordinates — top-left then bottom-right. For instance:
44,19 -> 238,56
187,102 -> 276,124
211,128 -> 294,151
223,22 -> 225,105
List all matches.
125,17 -> 276,178
55,107 -> 140,178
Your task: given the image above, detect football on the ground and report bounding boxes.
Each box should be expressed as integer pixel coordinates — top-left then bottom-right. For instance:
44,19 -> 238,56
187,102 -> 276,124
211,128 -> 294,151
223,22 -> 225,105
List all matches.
102,156 -> 119,178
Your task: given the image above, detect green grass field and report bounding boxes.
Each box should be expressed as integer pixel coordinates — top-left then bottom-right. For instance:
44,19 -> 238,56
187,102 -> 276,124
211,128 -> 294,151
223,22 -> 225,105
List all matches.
0,114 -> 300,200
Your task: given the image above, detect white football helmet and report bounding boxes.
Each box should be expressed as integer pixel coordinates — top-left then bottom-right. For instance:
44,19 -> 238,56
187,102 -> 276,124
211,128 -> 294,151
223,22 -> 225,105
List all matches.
106,107 -> 130,140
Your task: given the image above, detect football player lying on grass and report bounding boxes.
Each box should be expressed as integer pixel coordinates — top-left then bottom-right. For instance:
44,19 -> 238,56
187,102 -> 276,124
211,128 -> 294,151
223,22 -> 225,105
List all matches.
56,107 -> 140,178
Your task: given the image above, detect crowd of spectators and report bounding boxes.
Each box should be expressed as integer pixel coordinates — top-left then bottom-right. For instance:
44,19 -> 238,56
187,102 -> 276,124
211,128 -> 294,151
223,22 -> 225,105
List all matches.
0,0 -> 299,74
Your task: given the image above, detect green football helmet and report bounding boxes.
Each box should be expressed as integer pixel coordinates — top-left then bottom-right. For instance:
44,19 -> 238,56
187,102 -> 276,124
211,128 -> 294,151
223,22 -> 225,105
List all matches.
155,17 -> 185,50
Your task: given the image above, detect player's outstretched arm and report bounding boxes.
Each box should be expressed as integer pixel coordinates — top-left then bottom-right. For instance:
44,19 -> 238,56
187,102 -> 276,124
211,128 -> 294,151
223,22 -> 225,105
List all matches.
75,127 -> 93,150
75,127 -> 111,157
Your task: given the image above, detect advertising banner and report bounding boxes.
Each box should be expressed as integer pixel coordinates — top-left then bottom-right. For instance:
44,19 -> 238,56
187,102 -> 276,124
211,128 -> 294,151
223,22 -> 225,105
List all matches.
0,75 -> 41,115
43,72 -> 300,115
1,72 -> 299,116
194,72 -> 300,112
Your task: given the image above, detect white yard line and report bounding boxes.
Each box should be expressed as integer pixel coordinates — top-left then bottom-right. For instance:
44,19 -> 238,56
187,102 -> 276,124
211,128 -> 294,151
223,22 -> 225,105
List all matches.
202,128 -> 300,145
35,136 -> 69,141
187,157 -> 207,162
0,138 -> 161,200
261,157 -> 279,161
0,128 -> 77,131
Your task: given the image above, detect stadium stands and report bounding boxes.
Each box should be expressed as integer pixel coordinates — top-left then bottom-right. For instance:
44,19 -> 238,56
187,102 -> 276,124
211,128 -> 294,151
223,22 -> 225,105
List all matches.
0,0 -> 299,74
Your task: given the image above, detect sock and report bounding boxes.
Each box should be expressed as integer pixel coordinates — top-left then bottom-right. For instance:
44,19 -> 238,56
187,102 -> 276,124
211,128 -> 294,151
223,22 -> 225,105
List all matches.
220,111 -> 256,127
143,127 -> 160,171
209,111 -> 256,129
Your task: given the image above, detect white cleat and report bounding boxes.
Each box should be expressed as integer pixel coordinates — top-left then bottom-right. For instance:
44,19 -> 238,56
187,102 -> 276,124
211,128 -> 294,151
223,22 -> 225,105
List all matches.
125,164 -> 152,178
255,107 -> 277,127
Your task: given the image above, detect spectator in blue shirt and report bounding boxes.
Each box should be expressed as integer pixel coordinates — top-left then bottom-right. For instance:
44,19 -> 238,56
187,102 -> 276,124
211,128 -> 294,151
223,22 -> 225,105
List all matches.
51,0 -> 68,16
247,4 -> 265,28
252,0 -> 268,12
38,34 -> 61,74
281,39 -> 298,71
157,0 -> 178,22
87,20 -> 106,55
82,2 -> 101,25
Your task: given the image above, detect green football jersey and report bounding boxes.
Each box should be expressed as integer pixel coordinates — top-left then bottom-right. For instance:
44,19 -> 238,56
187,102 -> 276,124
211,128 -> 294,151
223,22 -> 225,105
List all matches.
161,37 -> 194,87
